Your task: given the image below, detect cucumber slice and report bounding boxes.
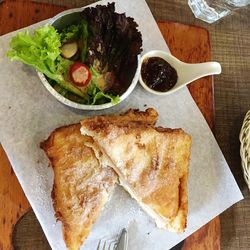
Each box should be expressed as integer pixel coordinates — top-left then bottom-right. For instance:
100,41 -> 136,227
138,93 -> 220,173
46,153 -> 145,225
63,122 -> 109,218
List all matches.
54,84 -> 68,97
57,80 -> 85,98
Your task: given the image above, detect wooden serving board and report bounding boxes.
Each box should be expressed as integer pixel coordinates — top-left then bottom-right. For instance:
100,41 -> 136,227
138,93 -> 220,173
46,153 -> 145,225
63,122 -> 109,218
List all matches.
0,1 -> 220,249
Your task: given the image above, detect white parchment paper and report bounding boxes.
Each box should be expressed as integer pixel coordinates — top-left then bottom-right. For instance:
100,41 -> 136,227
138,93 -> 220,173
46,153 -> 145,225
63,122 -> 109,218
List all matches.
0,0 -> 243,249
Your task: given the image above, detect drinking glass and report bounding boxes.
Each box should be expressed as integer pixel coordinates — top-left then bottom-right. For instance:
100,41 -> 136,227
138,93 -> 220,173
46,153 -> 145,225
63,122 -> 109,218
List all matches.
188,0 -> 250,23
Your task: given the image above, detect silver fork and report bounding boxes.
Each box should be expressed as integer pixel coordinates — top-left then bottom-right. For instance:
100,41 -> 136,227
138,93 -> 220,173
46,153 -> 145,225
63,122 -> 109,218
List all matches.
96,239 -> 117,250
96,228 -> 128,250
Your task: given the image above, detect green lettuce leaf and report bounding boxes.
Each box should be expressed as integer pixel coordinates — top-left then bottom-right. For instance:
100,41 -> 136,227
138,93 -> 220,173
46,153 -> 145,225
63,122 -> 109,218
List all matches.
60,24 -> 81,43
7,25 -> 85,98
87,66 -> 120,105
7,25 -> 61,80
87,81 -> 119,105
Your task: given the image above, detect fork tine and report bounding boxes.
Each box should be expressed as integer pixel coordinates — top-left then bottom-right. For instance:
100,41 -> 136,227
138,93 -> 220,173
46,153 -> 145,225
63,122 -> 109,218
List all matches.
97,238 -> 118,250
108,240 -> 117,250
102,240 -> 106,250
96,239 -> 102,250
108,241 -> 112,250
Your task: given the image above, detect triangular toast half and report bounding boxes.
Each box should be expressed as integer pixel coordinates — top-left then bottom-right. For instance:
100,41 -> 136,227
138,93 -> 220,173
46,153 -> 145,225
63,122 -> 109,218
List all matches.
80,109 -> 191,232
40,109 -> 158,249
40,124 -> 117,250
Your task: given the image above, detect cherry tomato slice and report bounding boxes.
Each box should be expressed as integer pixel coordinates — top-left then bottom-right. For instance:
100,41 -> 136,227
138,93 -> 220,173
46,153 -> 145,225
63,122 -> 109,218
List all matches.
69,62 -> 91,87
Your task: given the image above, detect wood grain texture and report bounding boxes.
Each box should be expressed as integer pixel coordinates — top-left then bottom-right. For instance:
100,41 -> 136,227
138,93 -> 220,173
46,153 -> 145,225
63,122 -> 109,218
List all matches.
3,0 -> 247,249
182,217 -> 221,250
0,145 -> 30,250
0,0 -> 66,35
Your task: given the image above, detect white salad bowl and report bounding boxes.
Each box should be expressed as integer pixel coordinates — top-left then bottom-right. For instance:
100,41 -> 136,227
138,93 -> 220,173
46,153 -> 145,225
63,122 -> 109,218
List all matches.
37,7 -> 141,110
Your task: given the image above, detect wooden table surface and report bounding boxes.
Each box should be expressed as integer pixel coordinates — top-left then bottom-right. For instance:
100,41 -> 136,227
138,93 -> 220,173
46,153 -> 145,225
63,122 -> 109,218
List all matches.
0,0 -> 250,250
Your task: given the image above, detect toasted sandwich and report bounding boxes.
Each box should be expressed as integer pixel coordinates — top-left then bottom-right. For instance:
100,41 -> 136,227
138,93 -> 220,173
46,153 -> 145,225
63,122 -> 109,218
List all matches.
40,124 -> 117,250
40,109 -> 158,250
80,109 -> 191,232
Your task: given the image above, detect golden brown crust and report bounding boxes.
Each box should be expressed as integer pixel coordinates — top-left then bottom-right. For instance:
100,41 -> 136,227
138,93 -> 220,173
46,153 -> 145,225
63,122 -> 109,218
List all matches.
80,108 -> 158,134
168,175 -> 188,232
81,109 -> 191,232
41,124 -> 117,250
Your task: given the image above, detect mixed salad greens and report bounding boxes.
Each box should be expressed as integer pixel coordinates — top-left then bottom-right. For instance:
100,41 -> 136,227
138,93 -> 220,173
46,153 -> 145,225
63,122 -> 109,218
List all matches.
7,3 -> 142,105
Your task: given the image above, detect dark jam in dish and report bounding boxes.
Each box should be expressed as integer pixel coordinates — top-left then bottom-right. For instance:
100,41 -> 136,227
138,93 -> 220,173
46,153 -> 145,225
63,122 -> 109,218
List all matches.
141,57 -> 178,92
